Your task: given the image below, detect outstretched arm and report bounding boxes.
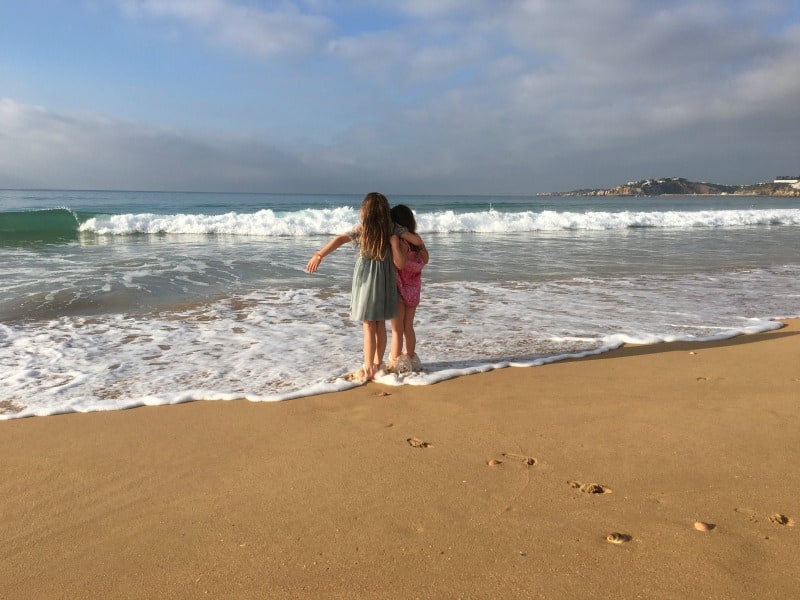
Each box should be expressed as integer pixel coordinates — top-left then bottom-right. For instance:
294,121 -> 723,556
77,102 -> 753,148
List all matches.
306,233 -> 352,273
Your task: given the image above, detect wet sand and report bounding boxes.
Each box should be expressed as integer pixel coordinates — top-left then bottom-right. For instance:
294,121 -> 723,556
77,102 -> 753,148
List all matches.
1,320 -> 799,599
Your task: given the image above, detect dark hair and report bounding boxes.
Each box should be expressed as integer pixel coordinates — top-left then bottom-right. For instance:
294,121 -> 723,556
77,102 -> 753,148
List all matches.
390,204 -> 416,233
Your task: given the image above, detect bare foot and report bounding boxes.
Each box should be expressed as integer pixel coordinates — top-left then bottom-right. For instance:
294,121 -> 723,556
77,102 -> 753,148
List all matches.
394,354 -> 413,374
345,364 -> 372,382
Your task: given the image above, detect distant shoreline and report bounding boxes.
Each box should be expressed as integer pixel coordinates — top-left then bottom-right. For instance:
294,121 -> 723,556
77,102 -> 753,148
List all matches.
540,176 -> 800,197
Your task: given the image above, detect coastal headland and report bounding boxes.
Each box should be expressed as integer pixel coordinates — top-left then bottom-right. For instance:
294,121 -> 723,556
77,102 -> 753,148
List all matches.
539,176 -> 800,196
1,320 -> 799,598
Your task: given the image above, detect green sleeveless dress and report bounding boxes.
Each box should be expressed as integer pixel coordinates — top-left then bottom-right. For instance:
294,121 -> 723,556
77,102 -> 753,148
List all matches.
348,227 -> 399,322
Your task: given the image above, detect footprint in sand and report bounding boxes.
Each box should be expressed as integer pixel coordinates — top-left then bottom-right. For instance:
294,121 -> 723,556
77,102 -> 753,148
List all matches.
501,452 -> 537,466
606,532 -> 632,544
407,437 -> 432,448
734,507 -> 759,523
568,480 -> 613,494
769,513 -> 796,527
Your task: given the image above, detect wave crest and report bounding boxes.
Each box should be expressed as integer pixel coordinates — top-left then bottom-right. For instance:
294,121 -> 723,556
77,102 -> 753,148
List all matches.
71,207 -> 800,236
0,208 -> 80,240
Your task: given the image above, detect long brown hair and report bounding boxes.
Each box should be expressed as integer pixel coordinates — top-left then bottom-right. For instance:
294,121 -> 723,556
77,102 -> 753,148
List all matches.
359,192 -> 393,260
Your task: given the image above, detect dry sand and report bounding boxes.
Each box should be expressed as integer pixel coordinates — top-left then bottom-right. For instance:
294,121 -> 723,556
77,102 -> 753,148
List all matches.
2,320 -> 799,599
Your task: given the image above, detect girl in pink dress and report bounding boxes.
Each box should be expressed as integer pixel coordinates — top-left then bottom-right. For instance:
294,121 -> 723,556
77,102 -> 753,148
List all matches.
388,204 -> 429,373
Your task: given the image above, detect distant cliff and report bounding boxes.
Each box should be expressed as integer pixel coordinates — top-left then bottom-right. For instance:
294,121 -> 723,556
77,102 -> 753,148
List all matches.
542,177 -> 800,197
736,182 -> 800,197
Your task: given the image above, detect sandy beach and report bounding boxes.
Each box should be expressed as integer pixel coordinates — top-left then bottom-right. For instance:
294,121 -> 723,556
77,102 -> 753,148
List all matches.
2,320 -> 798,599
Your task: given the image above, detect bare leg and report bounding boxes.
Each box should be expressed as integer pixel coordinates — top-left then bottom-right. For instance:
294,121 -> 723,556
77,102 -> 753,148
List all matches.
390,302 -> 406,362
374,320 -> 387,370
403,304 -> 418,357
362,321 -> 378,380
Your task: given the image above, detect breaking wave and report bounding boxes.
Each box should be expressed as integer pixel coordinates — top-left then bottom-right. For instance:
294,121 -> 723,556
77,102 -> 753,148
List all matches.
77,207 -> 800,236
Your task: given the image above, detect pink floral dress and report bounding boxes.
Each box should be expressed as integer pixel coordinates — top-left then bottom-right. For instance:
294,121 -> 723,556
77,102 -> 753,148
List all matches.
396,248 -> 425,307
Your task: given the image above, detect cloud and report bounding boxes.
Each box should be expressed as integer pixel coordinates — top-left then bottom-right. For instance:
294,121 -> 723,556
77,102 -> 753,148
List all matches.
114,0 -> 332,57
326,29 -> 485,85
409,1 -> 800,181
0,98 -> 322,191
4,1 -> 800,193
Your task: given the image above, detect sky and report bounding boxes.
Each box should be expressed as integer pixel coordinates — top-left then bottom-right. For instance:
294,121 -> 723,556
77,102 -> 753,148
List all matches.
1,0 -> 799,195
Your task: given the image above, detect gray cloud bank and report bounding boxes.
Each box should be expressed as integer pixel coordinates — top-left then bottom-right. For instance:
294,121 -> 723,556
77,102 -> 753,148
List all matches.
2,0 -> 799,194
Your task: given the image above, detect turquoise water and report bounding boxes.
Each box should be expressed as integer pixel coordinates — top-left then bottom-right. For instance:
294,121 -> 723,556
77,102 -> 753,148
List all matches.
1,189 -> 799,418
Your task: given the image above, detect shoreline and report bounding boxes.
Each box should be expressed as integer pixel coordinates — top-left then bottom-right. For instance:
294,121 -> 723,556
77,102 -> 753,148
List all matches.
2,317 -> 790,421
2,320 -> 799,598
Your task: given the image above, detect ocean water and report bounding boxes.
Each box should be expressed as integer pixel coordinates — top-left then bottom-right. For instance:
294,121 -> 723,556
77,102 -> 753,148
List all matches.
1,189 -> 799,419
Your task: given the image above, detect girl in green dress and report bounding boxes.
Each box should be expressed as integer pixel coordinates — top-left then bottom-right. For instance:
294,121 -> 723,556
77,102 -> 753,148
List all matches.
306,192 -> 406,381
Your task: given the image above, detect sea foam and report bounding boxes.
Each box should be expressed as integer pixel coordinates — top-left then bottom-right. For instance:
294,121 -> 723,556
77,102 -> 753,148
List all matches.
2,269 -> 796,420
76,208 -> 800,236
